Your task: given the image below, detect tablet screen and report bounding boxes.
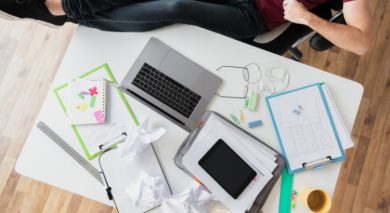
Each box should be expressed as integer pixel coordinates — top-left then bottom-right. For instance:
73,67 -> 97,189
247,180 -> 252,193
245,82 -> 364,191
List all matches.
198,139 -> 257,199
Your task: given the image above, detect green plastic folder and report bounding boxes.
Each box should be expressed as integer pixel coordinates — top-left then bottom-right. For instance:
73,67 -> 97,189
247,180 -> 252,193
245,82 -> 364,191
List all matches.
53,64 -> 139,160
279,168 -> 294,213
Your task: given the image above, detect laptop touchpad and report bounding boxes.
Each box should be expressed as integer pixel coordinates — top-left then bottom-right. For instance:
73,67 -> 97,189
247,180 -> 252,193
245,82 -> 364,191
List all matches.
158,51 -> 201,87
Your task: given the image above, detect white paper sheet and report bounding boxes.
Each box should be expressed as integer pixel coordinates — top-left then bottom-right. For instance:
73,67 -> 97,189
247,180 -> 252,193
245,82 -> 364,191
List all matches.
267,84 -> 344,171
67,80 -> 107,125
322,84 -> 354,149
218,118 -> 278,173
181,114 -> 273,213
100,145 -> 170,213
192,115 -> 277,173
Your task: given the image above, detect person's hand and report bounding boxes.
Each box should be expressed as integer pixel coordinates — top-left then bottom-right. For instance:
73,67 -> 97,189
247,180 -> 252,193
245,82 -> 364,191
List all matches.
283,0 -> 312,25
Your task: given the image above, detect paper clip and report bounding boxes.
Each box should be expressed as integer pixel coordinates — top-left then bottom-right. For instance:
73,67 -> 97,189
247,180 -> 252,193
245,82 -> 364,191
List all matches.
239,110 -> 245,122
230,114 -> 240,125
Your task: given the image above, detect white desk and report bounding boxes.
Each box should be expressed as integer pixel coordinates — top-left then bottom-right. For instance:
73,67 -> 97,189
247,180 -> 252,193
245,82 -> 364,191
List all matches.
16,25 -> 363,212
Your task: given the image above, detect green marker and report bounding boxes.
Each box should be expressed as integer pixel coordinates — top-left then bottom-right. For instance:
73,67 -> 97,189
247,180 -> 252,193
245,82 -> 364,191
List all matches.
90,96 -> 96,107
244,96 -> 249,109
230,114 -> 240,125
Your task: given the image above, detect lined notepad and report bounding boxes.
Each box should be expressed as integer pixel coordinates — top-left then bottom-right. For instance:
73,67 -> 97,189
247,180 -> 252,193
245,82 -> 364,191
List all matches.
67,80 -> 107,125
322,84 -> 354,149
266,83 -> 351,174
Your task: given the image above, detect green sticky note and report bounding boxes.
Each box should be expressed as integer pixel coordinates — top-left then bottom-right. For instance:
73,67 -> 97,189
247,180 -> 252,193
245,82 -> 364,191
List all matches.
248,91 -> 258,111
279,168 -> 294,213
77,93 -> 85,100
90,95 -> 96,108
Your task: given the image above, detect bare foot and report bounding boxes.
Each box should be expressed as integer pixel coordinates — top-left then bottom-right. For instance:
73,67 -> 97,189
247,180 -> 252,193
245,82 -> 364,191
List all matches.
45,0 -> 66,16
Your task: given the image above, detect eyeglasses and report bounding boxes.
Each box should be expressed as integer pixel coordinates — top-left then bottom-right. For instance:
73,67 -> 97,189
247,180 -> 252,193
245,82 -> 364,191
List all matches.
215,62 -> 290,99
215,65 -> 249,99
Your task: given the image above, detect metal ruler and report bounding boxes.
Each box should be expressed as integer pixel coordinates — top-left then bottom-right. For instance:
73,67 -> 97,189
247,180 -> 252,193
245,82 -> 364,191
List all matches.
37,121 -> 103,184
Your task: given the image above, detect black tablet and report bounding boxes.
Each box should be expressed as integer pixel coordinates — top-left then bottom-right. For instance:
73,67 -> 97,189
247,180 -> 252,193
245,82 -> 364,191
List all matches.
198,139 -> 257,199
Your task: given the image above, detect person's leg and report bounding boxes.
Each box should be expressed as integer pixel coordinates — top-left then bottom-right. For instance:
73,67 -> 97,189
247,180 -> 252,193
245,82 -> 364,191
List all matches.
78,0 -> 268,39
0,0 -> 68,27
61,0 -> 143,20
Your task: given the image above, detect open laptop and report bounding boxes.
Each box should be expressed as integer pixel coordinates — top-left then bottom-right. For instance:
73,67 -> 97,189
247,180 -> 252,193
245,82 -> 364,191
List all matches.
120,38 -> 222,132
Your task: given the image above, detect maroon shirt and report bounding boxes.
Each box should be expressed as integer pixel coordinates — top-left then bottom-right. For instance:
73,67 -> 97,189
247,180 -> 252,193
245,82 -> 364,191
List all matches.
256,0 -> 353,30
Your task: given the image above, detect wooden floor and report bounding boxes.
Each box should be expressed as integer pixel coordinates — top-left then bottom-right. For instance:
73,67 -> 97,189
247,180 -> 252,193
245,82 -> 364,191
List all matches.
0,0 -> 389,212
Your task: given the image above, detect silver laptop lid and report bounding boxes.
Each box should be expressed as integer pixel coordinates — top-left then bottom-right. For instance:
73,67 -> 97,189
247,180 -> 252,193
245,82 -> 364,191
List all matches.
121,38 -> 222,131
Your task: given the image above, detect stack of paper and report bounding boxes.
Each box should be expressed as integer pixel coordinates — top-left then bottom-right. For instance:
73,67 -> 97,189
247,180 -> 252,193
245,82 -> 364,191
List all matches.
181,113 -> 278,213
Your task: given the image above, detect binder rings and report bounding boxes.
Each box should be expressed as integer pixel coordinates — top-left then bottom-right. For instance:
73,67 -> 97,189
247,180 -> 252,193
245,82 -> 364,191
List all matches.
266,82 -> 352,175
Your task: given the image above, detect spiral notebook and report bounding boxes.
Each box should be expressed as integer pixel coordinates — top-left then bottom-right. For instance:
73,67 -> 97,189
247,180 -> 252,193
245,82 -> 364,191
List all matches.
266,82 -> 353,174
53,64 -> 139,160
67,80 -> 107,125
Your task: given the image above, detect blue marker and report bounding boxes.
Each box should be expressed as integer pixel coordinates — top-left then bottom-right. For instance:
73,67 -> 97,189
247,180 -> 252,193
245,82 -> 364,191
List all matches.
248,120 -> 263,128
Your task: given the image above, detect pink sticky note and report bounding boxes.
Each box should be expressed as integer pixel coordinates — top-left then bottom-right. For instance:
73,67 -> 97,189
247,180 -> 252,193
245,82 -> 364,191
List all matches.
94,110 -> 105,123
89,87 -> 98,96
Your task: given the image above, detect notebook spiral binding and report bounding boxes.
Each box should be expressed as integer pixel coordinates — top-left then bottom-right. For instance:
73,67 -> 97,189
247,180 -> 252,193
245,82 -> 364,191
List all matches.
102,81 -> 106,120
323,84 -> 353,144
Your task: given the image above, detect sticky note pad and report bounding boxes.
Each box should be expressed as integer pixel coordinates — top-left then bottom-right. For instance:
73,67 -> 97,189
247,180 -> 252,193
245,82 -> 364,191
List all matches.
248,91 -> 258,111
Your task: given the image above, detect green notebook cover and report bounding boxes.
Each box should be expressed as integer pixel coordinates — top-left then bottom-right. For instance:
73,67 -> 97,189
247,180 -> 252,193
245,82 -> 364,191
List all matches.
53,64 -> 139,160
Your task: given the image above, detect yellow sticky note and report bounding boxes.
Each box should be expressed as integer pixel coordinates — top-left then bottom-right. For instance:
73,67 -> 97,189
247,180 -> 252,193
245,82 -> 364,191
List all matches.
76,103 -> 88,111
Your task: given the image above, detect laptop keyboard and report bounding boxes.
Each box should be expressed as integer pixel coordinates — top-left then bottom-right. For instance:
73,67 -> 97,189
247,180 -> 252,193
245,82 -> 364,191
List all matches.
132,63 -> 202,118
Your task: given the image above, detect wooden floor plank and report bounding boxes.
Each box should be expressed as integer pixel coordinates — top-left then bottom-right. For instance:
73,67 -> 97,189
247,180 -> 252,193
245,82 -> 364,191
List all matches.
42,187 -> 73,213
65,194 -> 83,213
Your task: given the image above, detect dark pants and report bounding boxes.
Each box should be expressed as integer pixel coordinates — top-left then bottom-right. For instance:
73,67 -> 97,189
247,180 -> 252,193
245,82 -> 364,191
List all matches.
62,0 -> 268,39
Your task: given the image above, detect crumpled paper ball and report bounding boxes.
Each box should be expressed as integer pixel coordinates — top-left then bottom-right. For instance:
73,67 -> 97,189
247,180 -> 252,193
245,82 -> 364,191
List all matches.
125,171 -> 168,209
118,118 -> 166,162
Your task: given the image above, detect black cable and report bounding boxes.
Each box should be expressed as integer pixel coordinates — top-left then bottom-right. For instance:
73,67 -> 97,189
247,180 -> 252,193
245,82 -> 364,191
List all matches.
98,147 -> 120,212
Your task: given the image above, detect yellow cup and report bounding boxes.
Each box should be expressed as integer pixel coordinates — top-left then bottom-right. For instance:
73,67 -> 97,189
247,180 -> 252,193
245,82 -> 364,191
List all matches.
298,188 -> 331,213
